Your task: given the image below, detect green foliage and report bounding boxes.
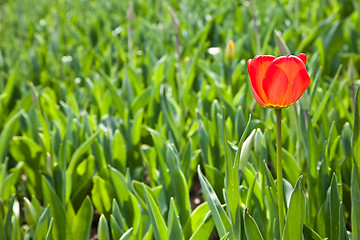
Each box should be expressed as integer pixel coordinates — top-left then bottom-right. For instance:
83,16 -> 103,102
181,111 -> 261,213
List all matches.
282,176 -> 305,240
0,0 -> 359,239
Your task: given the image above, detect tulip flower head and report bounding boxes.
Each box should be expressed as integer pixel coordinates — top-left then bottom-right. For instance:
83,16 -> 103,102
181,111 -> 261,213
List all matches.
247,54 -> 310,108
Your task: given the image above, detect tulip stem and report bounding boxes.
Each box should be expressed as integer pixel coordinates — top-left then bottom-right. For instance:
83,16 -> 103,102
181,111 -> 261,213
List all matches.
276,108 -> 284,238
227,60 -> 232,86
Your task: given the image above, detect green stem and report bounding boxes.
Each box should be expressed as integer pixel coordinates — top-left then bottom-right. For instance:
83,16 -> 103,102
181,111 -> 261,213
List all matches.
227,59 -> 232,86
276,108 -> 284,238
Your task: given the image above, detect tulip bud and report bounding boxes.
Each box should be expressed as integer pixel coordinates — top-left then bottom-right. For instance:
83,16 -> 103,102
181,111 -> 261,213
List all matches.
225,40 -> 235,61
274,30 -> 290,56
23,197 -> 38,227
239,129 -> 257,171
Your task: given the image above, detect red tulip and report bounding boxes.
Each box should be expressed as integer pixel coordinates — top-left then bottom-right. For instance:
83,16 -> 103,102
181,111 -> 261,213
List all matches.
247,54 -> 310,108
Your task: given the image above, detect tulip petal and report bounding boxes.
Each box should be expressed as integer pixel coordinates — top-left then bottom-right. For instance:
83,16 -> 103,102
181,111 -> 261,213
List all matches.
250,82 -> 267,107
262,64 -> 289,106
263,55 -> 309,107
247,55 -> 276,106
298,53 -> 307,66
291,68 -> 311,103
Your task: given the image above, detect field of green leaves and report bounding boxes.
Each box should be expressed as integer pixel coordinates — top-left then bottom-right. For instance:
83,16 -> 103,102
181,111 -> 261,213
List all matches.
1,0 -> 360,239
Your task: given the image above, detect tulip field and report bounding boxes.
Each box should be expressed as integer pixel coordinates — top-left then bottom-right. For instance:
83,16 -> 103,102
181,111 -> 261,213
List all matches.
1,0 -> 360,239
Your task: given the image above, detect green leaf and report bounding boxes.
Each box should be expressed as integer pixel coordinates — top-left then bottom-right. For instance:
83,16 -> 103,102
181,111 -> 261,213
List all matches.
41,176 -> 71,240
119,228 -> 133,240
189,211 -> 215,240
160,86 -> 181,144
67,130 -> 100,174
166,143 -> 191,225
66,130 -> 100,203
220,232 -> 230,240
330,174 -> 340,240
351,167 -> 360,240
71,196 -> 93,240
239,129 -> 257,171
312,65 -> 341,126
98,214 -> 110,240
281,148 -> 301,187
303,225 -> 323,240
45,218 -> 54,240
111,199 -> 128,233
0,110 -> 23,163
131,108 -> 144,145
183,202 -> 210,239
274,29 -> 290,56
0,161 -> 22,201
91,176 -> 114,215
109,166 -> 141,232
2,195 -> 15,239
245,172 -> 258,210
23,197 -> 38,226
34,206 -> 51,240
339,202 -> 348,240
167,198 -> 183,240
223,110 -> 251,240
204,165 -> 224,203
198,119 -> 210,166
110,215 -> 124,240
353,86 -> 360,185
142,183 -> 168,240
100,70 -> 124,117
112,130 -> 127,172
148,128 -> 171,196
282,176 -> 305,240
297,12 -> 337,52
243,208 -> 264,240
197,165 -> 230,238
9,136 -> 42,166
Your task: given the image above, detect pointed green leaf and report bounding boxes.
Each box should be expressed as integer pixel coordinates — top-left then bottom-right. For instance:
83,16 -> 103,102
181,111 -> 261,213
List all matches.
189,211 -> 215,240
219,232 -> 230,240
351,167 -> 360,239
72,196 -> 93,240
330,174 -> 340,240
166,143 -> 191,225
45,217 -> 53,240
23,197 -> 38,226
112,130 -> 127,172
303,225 -> 323,240
282,176 -> 305,240
98,214 -> 110,240
67,130 -> 100,174
131,108 -> 144,145
312,65 -> 341,126
109,166 -> 141,232
110,215 -> 123,240
34,206 -> 51,240
167,198 -> 183,240
143,183 -> 168,240
197,165 -> 230,238
119,227 -> 133,240
353,86 -> 360,184
243,208 -> 264,240
41,176 -> 70,240
183,202 -> 210,239
0,110 -> 23,163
